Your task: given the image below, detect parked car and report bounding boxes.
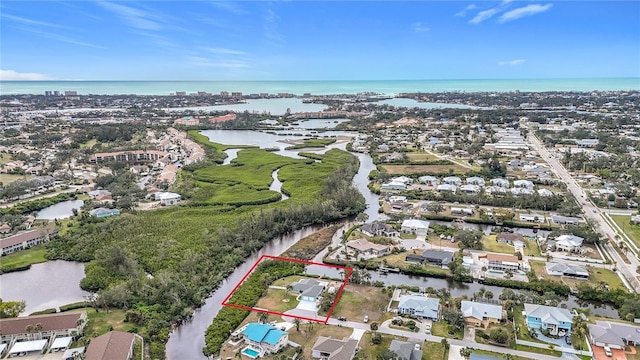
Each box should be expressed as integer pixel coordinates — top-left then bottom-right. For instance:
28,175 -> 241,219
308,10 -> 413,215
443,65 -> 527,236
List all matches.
425,325 -> 432,334
565,336 -> 572,345
338,316 -> 346,321
363,315 -> 369,323
604,346 -> 612,357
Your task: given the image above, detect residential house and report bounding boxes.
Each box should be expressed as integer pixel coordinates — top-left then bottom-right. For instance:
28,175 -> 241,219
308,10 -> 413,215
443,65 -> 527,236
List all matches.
401,219 -> 430,236
1,227 -> 58,256
312,337 -> 358,360
461,301 -> 505,327
537,189 -> 554,197
88,189 -> 112,199
547,235 -> 584,253
392,202 -> 414,212
419,250 -> 454,267
418,176 -> 439,185
242,323 -> 288,356
397,295 -> 440,320
496,232 -> 524,245
588,320 -> 640,349
485,186 -> 507,195
347,239 -> 390,257
443,176 -> 462,186
436,184 -> 457,193
290,279 -> 327,302
631,215 -> 640,225
381,182 -> 406,191
490,178 -> 510,188
389,195 -> 407,203
550,215 -> 582,225
451,207 -> 474,216
0,311 -> 88,344
513,180 -> 534,189
484,253 -> 520,272
155,192 -> 181,206
89,207 -> 121,218
389,340 -> 422,360
524,303 -> 573,336
466,177 -> 486,186
85,331 -> 136,360
359,222 -> 399,238
519,214 -> 544,223
545,262 -> 589,279
0,222 -> 11,234
391,176 -> 414,185
511,187 -> 534,196
460,184 -> 481,194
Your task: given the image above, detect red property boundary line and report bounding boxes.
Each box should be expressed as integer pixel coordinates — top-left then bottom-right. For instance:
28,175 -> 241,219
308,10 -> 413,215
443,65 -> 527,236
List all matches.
222,254 -> 352,324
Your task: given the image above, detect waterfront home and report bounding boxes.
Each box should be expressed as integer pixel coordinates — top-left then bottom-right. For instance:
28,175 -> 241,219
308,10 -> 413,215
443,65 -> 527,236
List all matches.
155,192 -> 181,206
546,234 -> 584,253
290,279 -> 327,302
416,250 -> 454,267
0,226 -> 57,256
360,222 -> 399,238
0,311 -> 88,344
85,331 -> 136,360
381,181 -> 406,191
346,239 -> 390,257
312,337 -> 358,360
389,340 -> 422,360
588,320 -> 640,349
392,201 -> 414,212
545,262 -> 588,279
461,301 -> 505,327
391,176 -> 414,185
524,303 -> 573,336
482,253 -> 520,272
549,215 -> 582,225
242,323 -> 288,356
496,232 -> 524,245
397,295 -> 440,320
451,207 -> 474,216
519,213 -> 544,223
401,219 -> 430,236
89,207 -> 121,218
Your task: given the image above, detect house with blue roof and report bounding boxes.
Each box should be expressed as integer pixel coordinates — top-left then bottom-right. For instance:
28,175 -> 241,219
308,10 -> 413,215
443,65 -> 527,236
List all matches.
241,322 -> 288,357
524,303 -> 573,336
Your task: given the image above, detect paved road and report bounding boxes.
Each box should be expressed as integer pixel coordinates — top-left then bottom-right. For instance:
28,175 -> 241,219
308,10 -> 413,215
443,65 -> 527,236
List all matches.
528,134 -> 640,292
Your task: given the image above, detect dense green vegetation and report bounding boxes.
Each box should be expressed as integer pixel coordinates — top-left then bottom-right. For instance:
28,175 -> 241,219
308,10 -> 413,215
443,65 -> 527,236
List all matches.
203,259 -> 304,356
285,138 -> 336,150
45,138 -> 365,358
0,192 -> 76,214
0,245 -> 48,274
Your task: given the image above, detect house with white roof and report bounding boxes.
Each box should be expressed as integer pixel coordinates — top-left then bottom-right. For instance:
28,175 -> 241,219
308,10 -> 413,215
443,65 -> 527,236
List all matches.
513,180 -> 534,189
436,184 -> 456,193
547,234 -> 584,253
545,262 -> 589,279
381,181 -> 407,191
443,176 -> 462,186
524,303 -> 573,336
401,219 -> 430,236
485,186 -> 507,195
460,184 -> 481,194
490,178 -> 510,188
537,189 -> 554,197
511,187 -> 534,196
155,192 -> 181,206
397,295 -> 440,320
461,301 -> 505,327
466,177 -> 485,186
391,176 -> 414,185
418,176 -> 440,185
588,320 -> 640,349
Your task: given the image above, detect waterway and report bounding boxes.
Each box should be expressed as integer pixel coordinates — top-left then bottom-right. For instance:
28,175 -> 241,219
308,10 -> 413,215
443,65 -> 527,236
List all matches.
35,200 -> 84,220
0,261 -> 89,315
167,98 -> 329,116
269,169 -> 289,201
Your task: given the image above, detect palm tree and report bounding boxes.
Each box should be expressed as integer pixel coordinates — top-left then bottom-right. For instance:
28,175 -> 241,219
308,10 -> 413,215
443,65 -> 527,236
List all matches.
34,323 -> 43,339
293,318 -> 301,332
258,312 -> 269,324
25,324 -> 33,340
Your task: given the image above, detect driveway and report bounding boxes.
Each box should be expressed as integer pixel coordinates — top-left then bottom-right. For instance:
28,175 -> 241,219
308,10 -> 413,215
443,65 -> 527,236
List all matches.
448,345 -> 466,360
464,326 -> 476,342
296,299 -> 318,312
532,329 -> 580,360
281,309 -> 322,322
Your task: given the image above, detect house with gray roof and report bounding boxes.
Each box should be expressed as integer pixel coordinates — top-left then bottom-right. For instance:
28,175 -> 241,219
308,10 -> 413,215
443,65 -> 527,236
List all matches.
461,301 -> 505,327
389,340 -> 422,360
290,279 -> 327,302
545,262 -> 588,279
312,337 -> 358,360
588,320 -> 640,349
420,250 -> 454,267
359,222 -> 398,238
397,295 -> 440,320
524,303 -> 573,336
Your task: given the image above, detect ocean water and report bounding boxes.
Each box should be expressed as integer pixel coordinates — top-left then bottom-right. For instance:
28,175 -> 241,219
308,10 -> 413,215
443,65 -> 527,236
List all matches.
1,78 -> 638,96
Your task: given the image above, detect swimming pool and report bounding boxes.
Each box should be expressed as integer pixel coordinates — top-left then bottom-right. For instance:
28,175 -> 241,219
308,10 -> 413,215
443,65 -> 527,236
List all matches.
242,348 -> 260,358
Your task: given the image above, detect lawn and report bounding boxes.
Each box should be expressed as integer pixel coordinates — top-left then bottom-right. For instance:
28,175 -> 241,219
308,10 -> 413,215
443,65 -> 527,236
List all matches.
611,215 -> 640,250
0,245 -> 48,272
360,332 -> 408,360
255,288 -> 299,313
380,164 -> 472,175
328,284 -> 391,322
423,340 -> 447,360
371,252 -> 450,276
405,153 -> 439,162
273,275 -> 306,287
288,323 -> 352,360
0,173 -> 34,185
0,153 -> 12,165
530,260 -> 625,290
431,321 -> 463,340
70,307 -> 136,337
80,139 -> 98,149
482,234 -> 517,254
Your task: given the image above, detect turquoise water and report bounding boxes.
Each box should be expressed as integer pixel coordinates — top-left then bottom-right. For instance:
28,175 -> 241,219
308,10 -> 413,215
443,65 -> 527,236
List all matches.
1,78 -> 638,95
242,348 -> 260,358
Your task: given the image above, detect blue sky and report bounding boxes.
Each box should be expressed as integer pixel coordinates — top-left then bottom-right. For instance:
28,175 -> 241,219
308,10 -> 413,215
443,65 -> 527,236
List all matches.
1,1 -> 639,80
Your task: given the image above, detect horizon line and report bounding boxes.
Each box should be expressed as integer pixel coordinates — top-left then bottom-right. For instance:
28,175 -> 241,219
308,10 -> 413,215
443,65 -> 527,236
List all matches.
2,77 -> 640,82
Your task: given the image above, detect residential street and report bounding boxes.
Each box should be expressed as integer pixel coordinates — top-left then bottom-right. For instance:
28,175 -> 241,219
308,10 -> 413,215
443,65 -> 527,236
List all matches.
528,134 -> 640,292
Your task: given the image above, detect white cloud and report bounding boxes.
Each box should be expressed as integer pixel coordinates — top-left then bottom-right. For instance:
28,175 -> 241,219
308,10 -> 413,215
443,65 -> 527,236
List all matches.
499,59 -> 525,66
98,2 -> 162,30
411,22 -> 430,33
455,4 -> 477,17
469,8 -> 500,24
18,27 -> 104,48
1,14 -> 65,28
210,1 -> 246,15
0,70 -> 50,81
263,7 -> 284,44
498,3 -> 553,23
204,47 -> 247,56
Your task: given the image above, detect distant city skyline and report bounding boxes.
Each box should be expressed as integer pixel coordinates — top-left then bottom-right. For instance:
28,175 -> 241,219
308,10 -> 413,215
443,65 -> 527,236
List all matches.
1,1 -> 639,81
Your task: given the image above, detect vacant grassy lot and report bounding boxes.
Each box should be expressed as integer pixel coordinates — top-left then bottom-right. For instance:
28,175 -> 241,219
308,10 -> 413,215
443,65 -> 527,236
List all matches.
288,324 -> 352,360
281,225 -> 338,260
0,153 -> 12,164
70,308 -> 136,337
482,234 -> 516,254
273,275 -> 305,287
360,332 -> 409,360
380,164 -> 472,175
405,153 -> 439,162
423,341 -> 447,360
431,321 -> 463,340
0,173 -> 34,185
255,288 -> 299,313
329,284 -> 390,321
611,215 -> 640,249
0,245 -> 48,272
